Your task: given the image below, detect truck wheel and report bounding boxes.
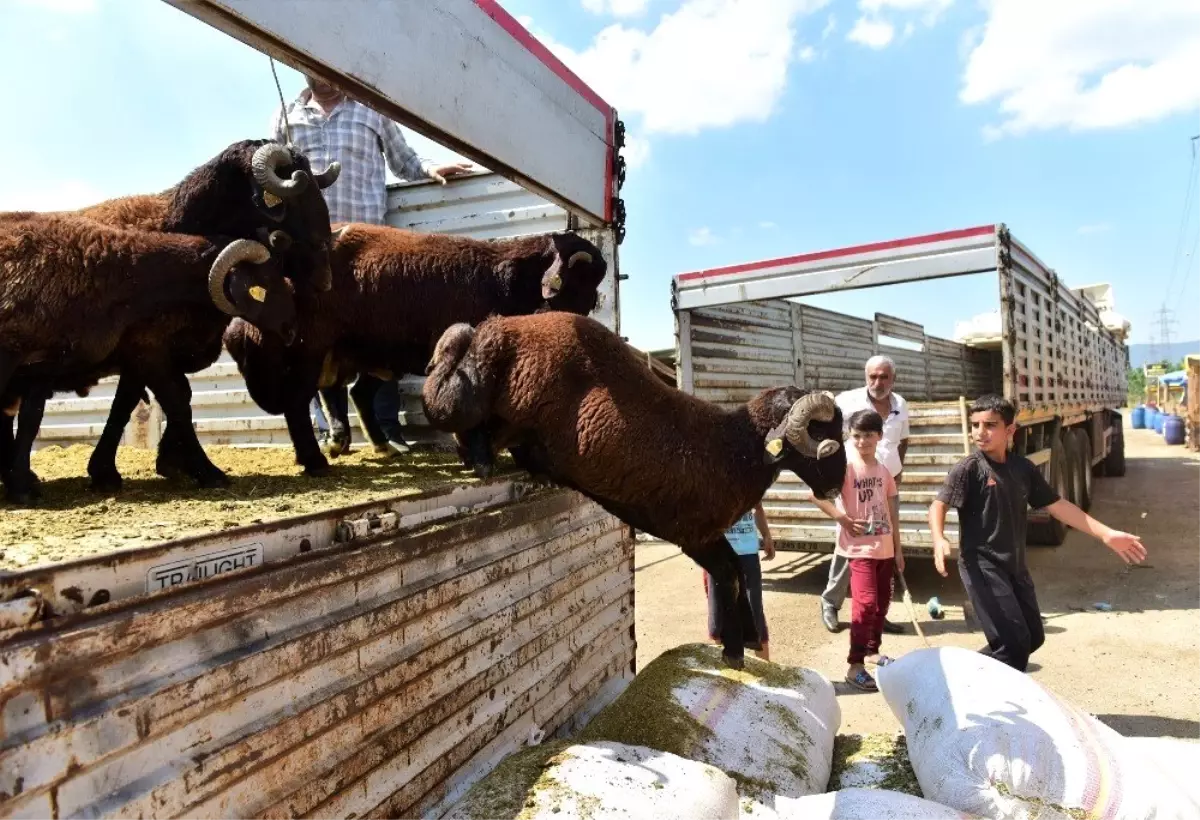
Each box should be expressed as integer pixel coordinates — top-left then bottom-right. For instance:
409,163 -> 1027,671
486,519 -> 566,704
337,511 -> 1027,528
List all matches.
1027,434 -> 1068,546
1104,415 -> 1126,477
1071,428 -> 1093,512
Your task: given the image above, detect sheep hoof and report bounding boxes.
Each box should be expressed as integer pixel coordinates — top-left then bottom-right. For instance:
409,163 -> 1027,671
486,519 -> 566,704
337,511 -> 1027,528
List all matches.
326,439 -> 351,458
721,653 -> 745,671
89,473 -> 124,494
194,471 -> 231,489
303,462 -> 332,478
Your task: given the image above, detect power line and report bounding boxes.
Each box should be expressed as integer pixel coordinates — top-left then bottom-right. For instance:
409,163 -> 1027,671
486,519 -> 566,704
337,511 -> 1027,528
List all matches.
1163,134 -> 1199,305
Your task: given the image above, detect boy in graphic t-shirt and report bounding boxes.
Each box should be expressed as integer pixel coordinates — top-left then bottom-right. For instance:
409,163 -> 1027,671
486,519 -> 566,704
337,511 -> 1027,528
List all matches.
811,409 -> 902,692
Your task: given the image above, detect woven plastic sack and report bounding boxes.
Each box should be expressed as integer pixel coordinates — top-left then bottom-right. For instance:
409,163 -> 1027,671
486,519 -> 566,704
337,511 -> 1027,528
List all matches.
443,739 -> 740,819
1121,736 -> 1200,807
876,646 -> 1200,820
578,643 -> 840,815
771,788 -> 982,819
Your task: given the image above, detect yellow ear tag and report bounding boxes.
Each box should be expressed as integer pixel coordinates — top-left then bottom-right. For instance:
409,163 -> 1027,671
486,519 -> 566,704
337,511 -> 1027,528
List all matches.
765,438 -> 784,456
263,191 -> 283,208
248,285 -> 267,303
547,274 -> 563,290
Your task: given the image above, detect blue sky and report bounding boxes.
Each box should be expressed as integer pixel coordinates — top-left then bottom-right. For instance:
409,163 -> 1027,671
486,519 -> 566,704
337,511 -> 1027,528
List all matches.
3,0 -> 1198,354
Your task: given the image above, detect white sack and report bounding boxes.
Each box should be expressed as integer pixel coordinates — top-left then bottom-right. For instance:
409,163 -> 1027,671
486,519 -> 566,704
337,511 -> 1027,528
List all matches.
876,646 -> 1200,820
579,643 -> 840,815
443,739 -> 740,820
773,788 -> 982,819
1121,736 -> 1200,807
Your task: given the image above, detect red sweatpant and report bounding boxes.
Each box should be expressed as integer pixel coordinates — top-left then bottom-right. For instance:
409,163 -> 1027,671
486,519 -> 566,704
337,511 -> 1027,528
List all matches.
848,556 -> 894,664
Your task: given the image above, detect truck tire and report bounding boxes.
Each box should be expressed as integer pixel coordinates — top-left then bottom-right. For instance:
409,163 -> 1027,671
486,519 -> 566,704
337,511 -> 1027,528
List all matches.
1071,428 -> 1093,512
1027,433 -> 1068,547
1104,415 -> 1126,477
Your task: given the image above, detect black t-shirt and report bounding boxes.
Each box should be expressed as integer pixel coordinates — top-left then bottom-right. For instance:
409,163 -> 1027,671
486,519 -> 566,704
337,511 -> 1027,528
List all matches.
936,450 -> 1060,571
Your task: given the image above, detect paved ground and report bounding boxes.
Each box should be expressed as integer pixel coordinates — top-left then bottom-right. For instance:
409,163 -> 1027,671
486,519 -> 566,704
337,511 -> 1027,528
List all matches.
633,425 -> 1200,738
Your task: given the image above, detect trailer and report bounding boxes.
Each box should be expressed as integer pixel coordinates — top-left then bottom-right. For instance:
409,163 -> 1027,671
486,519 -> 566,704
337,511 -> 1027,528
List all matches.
671,224 -> 1130,558
2,2 -> 637,818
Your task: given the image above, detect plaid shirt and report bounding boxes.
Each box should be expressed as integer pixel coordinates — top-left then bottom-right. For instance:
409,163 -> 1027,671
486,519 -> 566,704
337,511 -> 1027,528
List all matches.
273,90 -> 432,225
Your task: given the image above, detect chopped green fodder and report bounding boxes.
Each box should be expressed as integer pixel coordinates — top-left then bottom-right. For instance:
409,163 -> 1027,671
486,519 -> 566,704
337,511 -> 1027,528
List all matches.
829,732 -> 921,796
448,740 -> 577,820
579,643 -> 820,799
993,781 -> 1090,820
1,444 -> 519,570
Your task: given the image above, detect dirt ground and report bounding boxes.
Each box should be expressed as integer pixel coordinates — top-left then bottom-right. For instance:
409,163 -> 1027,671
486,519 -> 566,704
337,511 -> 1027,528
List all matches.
633,425 -> 1200,739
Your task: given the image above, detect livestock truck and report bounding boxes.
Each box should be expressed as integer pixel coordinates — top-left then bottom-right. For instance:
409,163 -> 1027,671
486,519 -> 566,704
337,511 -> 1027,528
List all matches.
671,224 -> 1131,560
1,3 -> 637,818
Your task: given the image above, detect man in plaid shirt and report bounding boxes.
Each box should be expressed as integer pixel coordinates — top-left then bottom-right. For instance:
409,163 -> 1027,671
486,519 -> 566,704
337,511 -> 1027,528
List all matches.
275,73 -> 473,453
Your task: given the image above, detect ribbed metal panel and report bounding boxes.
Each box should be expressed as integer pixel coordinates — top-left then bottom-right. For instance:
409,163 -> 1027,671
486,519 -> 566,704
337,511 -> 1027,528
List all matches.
0,490 -> 635,820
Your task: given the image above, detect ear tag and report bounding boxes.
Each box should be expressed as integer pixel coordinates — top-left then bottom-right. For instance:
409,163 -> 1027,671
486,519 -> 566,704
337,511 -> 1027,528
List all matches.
249,285 -> 268,303
546,273 -> 563,291
765,438 -> 784,456
263,191 -> 283,208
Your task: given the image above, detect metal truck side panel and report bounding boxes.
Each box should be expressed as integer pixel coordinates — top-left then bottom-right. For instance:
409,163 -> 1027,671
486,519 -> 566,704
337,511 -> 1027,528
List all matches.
0,491 -> 634,819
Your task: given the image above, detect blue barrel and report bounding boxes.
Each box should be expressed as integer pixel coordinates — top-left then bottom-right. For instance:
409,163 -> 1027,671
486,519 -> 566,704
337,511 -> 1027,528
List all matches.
1131,405 -> 1146,428
1164,415 -> 1185,445
1154,412 -> 1166,434
1146,409 -> 1158,431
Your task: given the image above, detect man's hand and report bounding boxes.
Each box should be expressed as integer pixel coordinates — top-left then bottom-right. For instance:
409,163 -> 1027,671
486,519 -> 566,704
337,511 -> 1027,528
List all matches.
932,536 -> 951,577
429,162 -> 475,184
1102,529 -> 1147,565
762,533 -> 776,561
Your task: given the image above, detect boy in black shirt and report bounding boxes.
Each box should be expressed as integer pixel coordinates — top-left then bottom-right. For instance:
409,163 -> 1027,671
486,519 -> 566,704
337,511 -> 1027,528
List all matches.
929,395 -> 1147,671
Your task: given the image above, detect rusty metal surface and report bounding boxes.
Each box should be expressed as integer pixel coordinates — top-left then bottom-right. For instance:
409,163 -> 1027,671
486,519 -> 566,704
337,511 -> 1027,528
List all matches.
0,489 -> 635,819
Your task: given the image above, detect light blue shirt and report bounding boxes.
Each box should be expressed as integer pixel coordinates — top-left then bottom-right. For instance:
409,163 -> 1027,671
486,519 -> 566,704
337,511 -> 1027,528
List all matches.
725,510 -> 761,556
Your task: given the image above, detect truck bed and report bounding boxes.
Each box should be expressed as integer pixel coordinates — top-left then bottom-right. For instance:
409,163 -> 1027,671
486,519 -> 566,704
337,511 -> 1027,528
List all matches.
1,444 -> 516,572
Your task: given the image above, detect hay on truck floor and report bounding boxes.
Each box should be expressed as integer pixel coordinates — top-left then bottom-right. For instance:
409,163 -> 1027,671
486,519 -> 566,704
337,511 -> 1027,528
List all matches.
1,444 -> 518,571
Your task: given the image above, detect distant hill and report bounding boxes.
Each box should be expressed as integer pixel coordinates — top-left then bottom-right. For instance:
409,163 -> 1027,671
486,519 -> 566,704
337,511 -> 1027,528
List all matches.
1127,340 -> 1199,369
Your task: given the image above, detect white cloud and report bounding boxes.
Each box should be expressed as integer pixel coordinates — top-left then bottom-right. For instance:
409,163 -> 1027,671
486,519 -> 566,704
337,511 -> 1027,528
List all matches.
16,0 -> 95,10
961,0 -> 1200,137
797,45 -> 817,62
860,0 -> 953,25
623,134 -> 652,168
847,16 -> 895,48
582,0 -> 651,16
845,0 -> 950,49
689,227 -> 717,245
821,14 -> 837,39
1078,222 -> 1113,235
759,221 -> 778,229
534,0 -> 830,137
0,179 -> 108,212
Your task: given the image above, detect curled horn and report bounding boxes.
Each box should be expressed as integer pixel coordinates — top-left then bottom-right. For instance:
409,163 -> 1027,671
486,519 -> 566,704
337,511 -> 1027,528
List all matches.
267,230 -> 292,251
209,239 -> 271,316
567,250 -> 593,268
784,392 -> 839,458
314,161 -> 341,189
251,143 -> 310,199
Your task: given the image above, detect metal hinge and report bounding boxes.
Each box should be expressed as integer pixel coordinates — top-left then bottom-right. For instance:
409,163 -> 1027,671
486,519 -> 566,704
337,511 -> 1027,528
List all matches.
611,117 -> 627,246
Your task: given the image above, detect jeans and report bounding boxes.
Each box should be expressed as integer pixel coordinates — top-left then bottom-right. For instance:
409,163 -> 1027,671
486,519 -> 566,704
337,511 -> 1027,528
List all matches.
373,378 -> 403,442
